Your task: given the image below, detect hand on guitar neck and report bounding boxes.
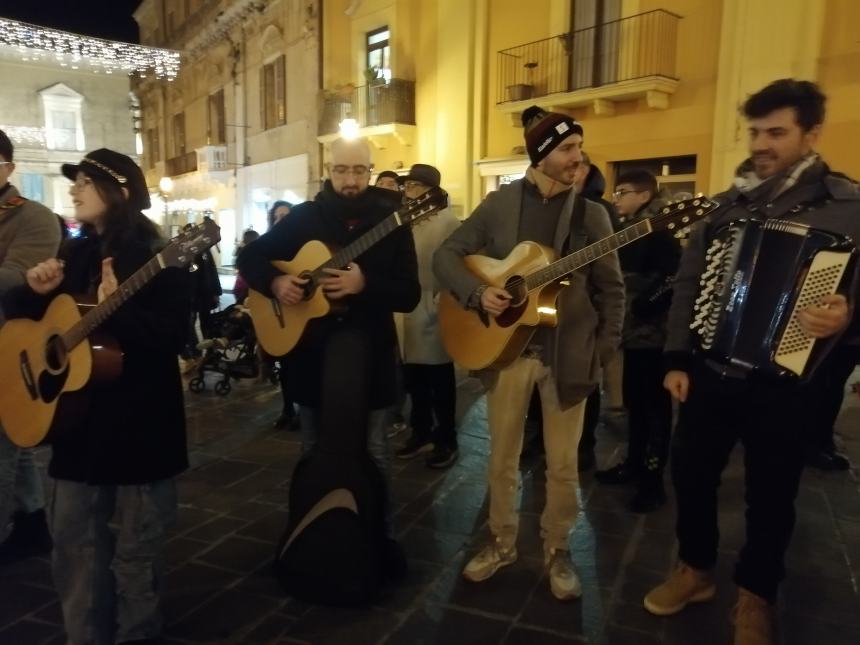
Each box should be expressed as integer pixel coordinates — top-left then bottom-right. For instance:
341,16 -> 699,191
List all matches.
321,262 -> 365,299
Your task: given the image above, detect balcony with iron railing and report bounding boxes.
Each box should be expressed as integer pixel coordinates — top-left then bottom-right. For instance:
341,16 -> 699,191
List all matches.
165,150 -> 197,177
318,78 -> 416,144
496,10 -> 681,114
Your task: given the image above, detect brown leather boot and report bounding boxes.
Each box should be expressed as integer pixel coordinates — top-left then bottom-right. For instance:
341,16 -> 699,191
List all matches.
732,587 -> 777,645
643,562 -> 716,616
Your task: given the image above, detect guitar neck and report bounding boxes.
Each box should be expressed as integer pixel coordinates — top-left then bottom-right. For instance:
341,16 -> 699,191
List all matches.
62,255 -> 165,349
525,219 -> 652,290
310,213 -> 400,278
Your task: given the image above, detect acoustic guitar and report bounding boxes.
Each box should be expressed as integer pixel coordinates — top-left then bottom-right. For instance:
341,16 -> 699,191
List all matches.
0,220 -> 221,447
438,195 -> 719,370
247,186 -> 448,357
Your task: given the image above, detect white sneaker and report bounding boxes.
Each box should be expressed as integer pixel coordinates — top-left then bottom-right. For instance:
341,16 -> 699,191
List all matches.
462,539 -> 517,582
546,548 -> 581,600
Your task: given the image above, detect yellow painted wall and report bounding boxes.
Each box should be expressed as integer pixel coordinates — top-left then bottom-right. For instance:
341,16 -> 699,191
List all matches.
816,0 -> 860,179
484,0 -> 721,194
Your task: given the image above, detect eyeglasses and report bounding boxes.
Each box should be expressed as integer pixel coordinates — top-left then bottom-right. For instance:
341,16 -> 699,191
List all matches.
0,161 -> 12,166
70,177 -> 94,191
403,180 -> 429,190
612,189 -> 643,199
330,165 -> 371,177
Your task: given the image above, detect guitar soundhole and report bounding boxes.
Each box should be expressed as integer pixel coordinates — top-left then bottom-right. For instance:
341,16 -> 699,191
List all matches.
44,335 -> 68,374
496,275 -> 528,329
299,271 -> 317,301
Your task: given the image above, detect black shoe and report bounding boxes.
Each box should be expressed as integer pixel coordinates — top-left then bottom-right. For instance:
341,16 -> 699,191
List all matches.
594,461 -> 636,485
426,444 -> 458,469
628,482 -> 667,513
578,450 -> 596,472
806,449 -> 851,471
396,435 -> 434,460
0,509 -> 52,564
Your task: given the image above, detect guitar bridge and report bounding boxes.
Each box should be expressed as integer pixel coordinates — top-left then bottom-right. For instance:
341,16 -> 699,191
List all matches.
19,350 -> 38,400
269,299 -> 285,329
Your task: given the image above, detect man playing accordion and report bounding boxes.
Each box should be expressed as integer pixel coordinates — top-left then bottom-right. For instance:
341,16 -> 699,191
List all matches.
643,79 -> 860,645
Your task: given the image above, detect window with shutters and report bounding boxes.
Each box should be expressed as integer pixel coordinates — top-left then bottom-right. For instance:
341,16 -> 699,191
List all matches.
261,55 -> 286,130
172,112 -> 186,157
208,89 -> 226,144
147,128 -> 160,167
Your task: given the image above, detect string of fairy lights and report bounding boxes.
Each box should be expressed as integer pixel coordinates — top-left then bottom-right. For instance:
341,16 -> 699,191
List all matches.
0,17 -> 181,80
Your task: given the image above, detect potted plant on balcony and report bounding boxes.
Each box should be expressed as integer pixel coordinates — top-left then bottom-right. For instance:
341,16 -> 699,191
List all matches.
506,61 -> 538,102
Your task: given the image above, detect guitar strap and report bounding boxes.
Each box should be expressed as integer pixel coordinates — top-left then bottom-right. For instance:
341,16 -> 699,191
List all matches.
0,196 -> 27,223
563,193 -> 588,254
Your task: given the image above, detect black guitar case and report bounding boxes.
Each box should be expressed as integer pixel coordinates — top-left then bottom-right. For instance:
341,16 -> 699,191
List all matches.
273,327 -> 391,605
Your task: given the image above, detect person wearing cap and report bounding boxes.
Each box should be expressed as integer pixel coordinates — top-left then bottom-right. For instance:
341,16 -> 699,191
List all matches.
6,148 -> 191,643
395,164 -> 461,468
375,170 -> 402,193
434,107 -> 624,600
0,128 -> 60,565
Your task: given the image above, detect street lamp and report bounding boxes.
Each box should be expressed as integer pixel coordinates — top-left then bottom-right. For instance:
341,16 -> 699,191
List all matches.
159,176 -> 173,234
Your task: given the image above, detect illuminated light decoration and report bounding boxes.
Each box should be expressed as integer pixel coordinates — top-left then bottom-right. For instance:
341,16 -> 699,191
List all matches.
0,17 -> 181,80
0,125 -> 46,147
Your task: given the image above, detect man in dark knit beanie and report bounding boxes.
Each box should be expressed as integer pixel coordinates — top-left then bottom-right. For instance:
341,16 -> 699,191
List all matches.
434,106 -> 624,601
522,106 -> 584,168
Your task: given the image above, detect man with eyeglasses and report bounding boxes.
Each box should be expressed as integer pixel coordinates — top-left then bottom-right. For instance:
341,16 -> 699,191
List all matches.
594,169 -> 681,513
237,136 -> 420,488
0,128 -> 60,564
396,164 -> 460,468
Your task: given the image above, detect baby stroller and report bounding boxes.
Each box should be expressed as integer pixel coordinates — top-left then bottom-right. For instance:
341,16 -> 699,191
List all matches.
188,304 -> 262,396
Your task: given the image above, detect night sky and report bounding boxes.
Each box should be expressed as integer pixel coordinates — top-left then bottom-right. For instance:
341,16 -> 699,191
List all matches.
0,0 -> 144,44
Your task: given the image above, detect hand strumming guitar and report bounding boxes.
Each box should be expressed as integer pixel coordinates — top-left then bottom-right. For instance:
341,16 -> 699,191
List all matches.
321,262 -> 365,300
271,273 -> 310,306
481,286 -> 512,317
26,259 -> 65,295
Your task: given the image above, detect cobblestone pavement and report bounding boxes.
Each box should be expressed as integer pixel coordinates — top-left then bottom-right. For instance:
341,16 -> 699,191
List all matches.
1,370 -> 859,645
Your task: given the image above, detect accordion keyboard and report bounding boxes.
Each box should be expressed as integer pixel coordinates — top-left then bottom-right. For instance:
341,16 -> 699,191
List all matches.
775,250 -> 853,375
691,229 -> 741,349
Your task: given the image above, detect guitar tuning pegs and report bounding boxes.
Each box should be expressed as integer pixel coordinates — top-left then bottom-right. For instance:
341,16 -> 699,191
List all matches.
189,263 -> 199,273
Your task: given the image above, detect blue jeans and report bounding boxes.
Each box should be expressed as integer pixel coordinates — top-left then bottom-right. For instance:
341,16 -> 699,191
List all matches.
0,427 -> 45,536
50,478 -> 177,645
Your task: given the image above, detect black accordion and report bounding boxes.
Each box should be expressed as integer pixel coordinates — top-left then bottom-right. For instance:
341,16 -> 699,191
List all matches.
691,218 -> 857,380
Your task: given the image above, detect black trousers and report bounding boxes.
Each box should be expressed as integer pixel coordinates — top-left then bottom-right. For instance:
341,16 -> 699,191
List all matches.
403,362 -> 457,448
277,358 -> 296,416
672,360 -> 807,602
623,348 -> 673,479
802,346 -> 860,453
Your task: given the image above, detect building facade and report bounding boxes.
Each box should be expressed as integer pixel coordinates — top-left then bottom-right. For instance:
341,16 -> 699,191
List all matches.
322,0 -> 860,216
0,19 -> 171,223
135,0 -> 322,266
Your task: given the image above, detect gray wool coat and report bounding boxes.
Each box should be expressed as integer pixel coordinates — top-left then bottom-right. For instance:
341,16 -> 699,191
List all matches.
0,184 -> 62,324
433,178 -> 625,408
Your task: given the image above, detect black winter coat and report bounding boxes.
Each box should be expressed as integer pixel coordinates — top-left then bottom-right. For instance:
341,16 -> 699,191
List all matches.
5,228 -> 190,485
238,182 -> 420,409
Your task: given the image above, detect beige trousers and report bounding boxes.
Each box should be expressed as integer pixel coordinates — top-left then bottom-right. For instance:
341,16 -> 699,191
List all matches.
486,356 -> 585,552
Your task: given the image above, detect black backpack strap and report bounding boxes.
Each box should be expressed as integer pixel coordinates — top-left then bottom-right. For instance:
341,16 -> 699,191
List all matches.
564,193 -> 589,254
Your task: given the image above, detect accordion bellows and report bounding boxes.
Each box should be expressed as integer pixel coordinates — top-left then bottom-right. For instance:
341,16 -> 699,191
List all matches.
691,218 -> 857,380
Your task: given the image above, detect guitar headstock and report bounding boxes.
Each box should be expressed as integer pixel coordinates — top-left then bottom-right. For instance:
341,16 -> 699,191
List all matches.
398,185 -> 449,227
159,219 -> 222,269
652,194 -> 720,237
